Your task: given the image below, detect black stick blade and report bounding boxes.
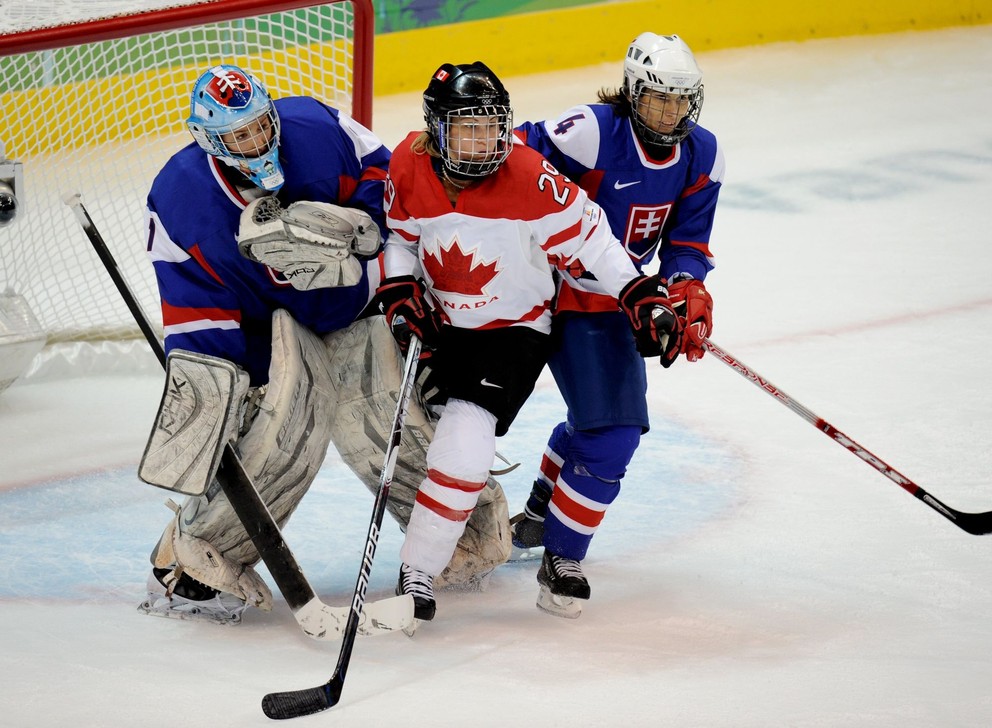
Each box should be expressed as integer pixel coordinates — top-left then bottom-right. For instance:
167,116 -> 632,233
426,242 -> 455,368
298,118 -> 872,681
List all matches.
952,509 -> 992,536
914,490 -> 992,535
262,681 -> 341,720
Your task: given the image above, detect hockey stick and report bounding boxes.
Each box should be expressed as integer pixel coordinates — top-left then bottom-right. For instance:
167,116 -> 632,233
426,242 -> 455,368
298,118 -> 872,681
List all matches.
703,339 -> 992,535
262,335 -> 423,720
63,192 -> 415,637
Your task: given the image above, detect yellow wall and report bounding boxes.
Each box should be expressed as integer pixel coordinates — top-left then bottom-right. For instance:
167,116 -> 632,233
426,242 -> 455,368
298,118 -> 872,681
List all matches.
1,41 -> 353,156
5,1 -> 990,154
373,0 -> 992,96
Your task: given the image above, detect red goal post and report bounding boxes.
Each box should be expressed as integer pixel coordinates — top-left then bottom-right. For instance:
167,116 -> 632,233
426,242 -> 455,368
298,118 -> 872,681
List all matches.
0,0 -> 374,371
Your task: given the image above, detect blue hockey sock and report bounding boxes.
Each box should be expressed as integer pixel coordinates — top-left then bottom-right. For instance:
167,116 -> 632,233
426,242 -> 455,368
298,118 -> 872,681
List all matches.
542,425 -> 640,560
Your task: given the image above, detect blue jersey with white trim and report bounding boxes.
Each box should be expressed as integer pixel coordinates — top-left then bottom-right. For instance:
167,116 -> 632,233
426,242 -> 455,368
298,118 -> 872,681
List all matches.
146,96 -> 389,384
516,103 -> 723,303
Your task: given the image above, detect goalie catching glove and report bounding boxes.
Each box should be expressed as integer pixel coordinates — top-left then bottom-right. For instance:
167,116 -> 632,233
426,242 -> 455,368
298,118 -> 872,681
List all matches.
618,274 -> 683,367
237,196 -> 381,290
668,276 -> 713,362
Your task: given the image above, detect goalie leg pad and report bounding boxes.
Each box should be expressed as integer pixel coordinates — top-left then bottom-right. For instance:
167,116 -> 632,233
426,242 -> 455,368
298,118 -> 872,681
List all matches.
323,316 -> 512,586
139,350 -> 249,496
149,309 -> 338,588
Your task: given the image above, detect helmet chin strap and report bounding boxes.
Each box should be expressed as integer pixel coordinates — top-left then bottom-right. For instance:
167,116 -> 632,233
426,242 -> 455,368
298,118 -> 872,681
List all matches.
441,167 -> 475,189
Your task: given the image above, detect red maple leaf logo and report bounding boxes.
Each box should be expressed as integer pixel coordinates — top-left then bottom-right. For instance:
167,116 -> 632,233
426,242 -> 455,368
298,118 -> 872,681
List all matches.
423,238 -> 500,295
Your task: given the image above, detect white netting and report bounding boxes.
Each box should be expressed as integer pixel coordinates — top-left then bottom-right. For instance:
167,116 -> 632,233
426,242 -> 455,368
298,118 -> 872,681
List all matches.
0,1 -> 207,34
0,0 -> 364,357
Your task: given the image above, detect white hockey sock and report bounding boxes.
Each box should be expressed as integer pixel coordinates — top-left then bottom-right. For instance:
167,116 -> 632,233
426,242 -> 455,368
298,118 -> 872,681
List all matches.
400,399 -> 496,575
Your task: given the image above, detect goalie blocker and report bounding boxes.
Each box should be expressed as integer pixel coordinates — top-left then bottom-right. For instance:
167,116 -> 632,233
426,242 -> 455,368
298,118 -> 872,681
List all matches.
139,350 -> 249,497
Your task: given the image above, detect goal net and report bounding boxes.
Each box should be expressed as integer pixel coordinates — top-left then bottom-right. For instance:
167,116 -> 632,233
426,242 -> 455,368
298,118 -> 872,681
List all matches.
0,0 -> 373,376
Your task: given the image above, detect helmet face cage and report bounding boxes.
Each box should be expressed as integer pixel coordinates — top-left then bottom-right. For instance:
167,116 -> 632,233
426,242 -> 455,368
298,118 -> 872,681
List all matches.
187,65 -> 285,190
629,82 -> 703,146
423,62 -> 513,179
431,105 -> 513,178
622,33 -> 704,146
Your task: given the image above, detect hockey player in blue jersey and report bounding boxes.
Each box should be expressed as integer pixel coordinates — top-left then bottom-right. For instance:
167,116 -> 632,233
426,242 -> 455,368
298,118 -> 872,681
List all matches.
512,33 -> 725,617
138,64 -> 392,623
147,65 -> 389,385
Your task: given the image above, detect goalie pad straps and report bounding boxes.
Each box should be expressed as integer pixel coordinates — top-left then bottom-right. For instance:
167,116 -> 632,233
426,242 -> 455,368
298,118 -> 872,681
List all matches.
152,500 -> 273,610
237,196 -> 380,290
323,316 -> 512,587
151,309 -> 338,600
139,350 -> 249,496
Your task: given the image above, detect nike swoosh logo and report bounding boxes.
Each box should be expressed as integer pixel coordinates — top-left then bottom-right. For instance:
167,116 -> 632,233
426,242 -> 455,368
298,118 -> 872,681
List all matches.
480,378 -> 503,389
614,180 -> 641,190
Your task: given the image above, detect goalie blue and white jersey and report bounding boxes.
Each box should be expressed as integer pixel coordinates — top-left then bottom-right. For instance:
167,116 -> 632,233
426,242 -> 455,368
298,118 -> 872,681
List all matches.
516,104 -> 724,313
146,96 -> 390,384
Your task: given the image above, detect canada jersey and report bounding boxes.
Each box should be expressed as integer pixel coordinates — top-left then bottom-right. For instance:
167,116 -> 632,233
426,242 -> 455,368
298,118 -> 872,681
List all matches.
383,132 -> 639,333
517,104 -> 724,311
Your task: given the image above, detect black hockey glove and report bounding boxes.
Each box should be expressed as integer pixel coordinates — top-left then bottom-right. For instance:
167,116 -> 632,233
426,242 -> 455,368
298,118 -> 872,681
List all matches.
374,275 -> 443,351
618,274 -> 683,368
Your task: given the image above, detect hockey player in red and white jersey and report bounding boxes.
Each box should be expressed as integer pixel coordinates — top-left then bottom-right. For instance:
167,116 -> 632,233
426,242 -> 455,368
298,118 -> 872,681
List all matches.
374,61 -> 685,623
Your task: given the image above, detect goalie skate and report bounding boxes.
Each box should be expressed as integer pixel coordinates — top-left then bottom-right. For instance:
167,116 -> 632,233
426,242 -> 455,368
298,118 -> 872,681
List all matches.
508,512 -> 544,562
138,567 -> 248,626
509,479 -> 551,562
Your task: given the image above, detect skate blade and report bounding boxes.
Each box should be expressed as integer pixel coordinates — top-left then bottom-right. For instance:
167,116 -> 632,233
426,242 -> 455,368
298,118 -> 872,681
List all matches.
509,544 -> 543,562
536,585 -> 583,619
137,597 -> 245,626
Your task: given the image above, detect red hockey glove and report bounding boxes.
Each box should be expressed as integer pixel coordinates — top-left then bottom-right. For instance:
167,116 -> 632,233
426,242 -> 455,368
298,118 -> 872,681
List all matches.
618,274 -> 683,368
669,278 -> 713,362
374,275 -> 442,350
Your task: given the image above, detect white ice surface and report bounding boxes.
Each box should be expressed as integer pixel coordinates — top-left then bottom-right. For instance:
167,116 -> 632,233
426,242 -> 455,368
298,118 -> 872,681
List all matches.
2,26 -> 992,727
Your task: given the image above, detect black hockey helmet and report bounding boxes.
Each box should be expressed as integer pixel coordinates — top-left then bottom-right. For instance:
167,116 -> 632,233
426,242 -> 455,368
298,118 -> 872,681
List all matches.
423,61 -> 513,179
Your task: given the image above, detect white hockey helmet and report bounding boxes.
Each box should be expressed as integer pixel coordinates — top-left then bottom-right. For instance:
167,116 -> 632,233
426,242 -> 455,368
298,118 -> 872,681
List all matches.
623,33 -> 704,146
187,65 -> 285,191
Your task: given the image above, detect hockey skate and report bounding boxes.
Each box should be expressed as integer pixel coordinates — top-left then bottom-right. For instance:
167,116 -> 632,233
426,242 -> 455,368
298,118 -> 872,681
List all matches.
138,566 -> 248,626
396,563 -> 436,634
536,550 -> 590,619
509,479 -> 550,561
509,512 -> 544,561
